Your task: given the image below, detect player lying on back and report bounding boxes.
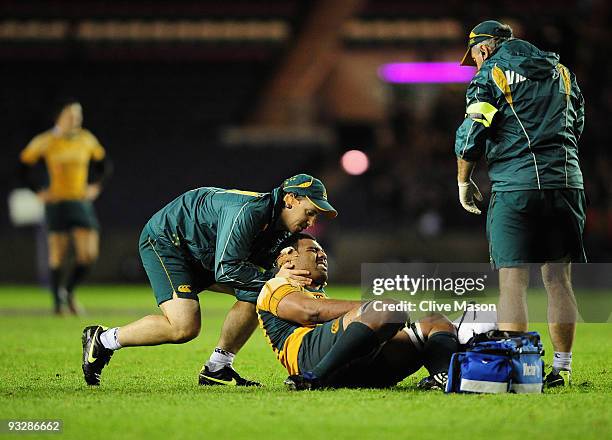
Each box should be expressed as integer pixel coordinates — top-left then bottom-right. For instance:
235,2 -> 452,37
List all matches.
256,233 -> 460,390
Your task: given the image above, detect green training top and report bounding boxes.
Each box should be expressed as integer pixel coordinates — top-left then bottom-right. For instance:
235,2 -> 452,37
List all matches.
455,39 -> 585,191
256,277 -> 327,374
143,186 -> 290,292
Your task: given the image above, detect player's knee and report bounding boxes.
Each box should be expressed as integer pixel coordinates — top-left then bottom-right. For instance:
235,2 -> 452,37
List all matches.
541,268 -> 571,292
76,247 -> 98,265
541,262 -> 569,279
172,329 -> 199,344
362,299 -> 408,332
420,313 -> 456,337
171,324 -> 200,343
77,254 -> 97,265
48,250 -> 67,267
48,257 -> 63,269
88,248 -> 99,263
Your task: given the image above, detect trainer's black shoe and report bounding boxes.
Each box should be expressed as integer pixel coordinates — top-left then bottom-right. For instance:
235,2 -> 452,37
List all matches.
284,372 -> 320,391
544,369 -> 571,388
417,372 -> 448,391
82,325 -> 113,386
198,365 -> 261,386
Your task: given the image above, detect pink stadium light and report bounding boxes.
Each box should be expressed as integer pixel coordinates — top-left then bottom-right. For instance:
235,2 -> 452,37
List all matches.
341,150 -> 370,176
378,62 -> 477,84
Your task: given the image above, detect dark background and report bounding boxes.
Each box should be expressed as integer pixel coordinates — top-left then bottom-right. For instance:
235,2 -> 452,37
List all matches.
1,0 -> 610,284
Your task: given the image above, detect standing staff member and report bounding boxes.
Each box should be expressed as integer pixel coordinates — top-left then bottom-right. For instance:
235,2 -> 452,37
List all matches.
454,20 -> 586,387
20,99 -> 111,315
81,174 -> 337,387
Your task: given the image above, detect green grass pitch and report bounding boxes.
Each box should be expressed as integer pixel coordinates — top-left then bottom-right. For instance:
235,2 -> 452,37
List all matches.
1,285 -> 610,440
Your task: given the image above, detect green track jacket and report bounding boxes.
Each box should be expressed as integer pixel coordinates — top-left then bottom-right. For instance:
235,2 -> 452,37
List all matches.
144,186 -> 290,292
455,39 -> 585,191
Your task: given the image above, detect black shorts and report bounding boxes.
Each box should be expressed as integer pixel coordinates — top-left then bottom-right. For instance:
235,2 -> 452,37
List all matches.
45,200 -> 99,232
298,318 -> 422,388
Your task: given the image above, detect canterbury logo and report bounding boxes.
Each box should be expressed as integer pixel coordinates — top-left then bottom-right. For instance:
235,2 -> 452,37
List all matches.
177,285 -> 192,293
504,70 -> 527,85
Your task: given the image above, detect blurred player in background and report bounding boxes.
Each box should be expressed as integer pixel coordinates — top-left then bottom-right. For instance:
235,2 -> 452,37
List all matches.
454,20 -> 586,387
19,99 -> 111,315
258,233 -> 459,390
81,174 -> 337,387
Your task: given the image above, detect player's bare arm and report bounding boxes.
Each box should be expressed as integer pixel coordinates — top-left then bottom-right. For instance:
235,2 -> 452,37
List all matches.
276,291 -> 361,326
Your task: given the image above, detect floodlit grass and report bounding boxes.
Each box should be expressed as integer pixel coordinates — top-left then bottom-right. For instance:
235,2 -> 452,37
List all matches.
0,285 -> 610,440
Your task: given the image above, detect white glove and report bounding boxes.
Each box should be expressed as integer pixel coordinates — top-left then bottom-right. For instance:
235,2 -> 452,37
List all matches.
458,179 -> 483,215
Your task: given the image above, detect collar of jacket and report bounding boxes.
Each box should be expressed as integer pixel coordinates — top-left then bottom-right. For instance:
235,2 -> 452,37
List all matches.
268,186 -> 285,227
484,39 -> 559,76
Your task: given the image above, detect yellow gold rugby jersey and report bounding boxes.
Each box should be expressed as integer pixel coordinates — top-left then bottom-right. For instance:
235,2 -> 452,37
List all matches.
20,128 -> 105,200
256,277 -> 327,375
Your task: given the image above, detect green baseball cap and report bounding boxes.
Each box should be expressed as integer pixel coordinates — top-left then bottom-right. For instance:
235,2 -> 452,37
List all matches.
460,20 -> 513,66
282,174 -> 337,218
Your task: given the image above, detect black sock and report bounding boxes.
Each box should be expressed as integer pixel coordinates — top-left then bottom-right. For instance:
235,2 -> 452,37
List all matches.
49,268 -> 62,309
65,264 -> 91,299
311,322 -> 380,380
423,332 -> 459,375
